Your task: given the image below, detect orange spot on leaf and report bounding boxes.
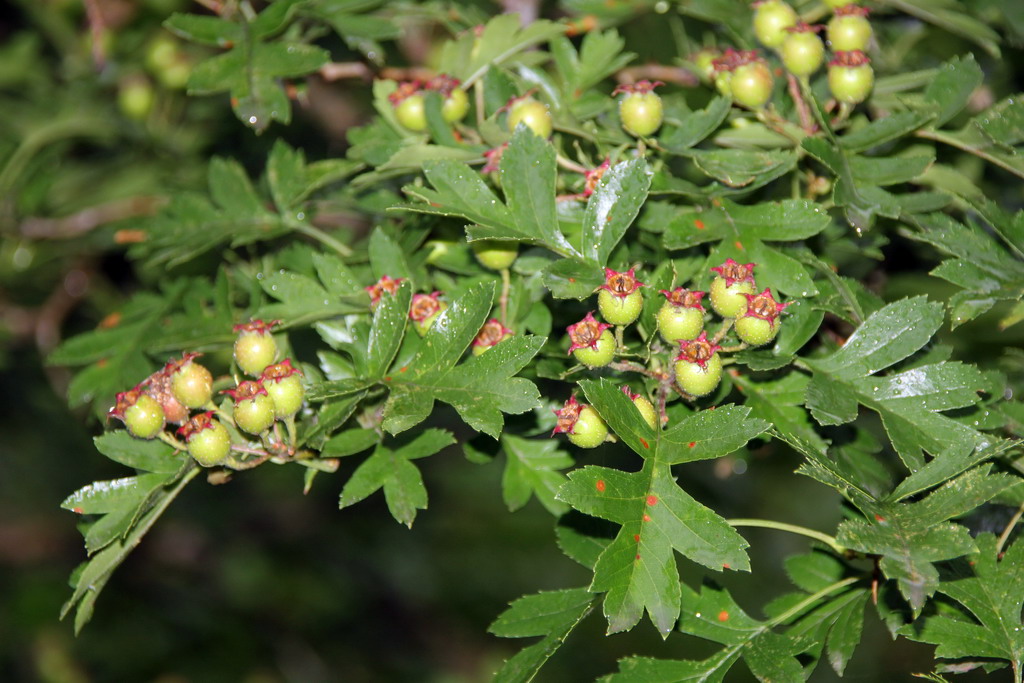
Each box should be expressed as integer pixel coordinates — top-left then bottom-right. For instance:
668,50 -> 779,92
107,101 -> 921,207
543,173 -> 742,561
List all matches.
399,366 -> 408,373
99,312 -> 122,329
568,277 -> 576,283
734,240 -> 744,250
639,437 -> 649,449
688,441 -> 696,448
722,563 -> 730,570
383,376 -> 391,381
718,610 -> 729,621
596,479 -> 606,492
635,554 -> 641,560
643,513 -> 651,522
875,514 -> 885,523
633,534 -> 640,542
73,507 -> 83,514
646,495 -> 657,506
694,219 -> 705,230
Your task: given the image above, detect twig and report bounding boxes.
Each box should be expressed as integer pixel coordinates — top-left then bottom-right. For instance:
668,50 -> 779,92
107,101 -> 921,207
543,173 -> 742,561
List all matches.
996,502 -> 1024,556
787,73 -> 817,134
82,0 -> 108,69
20,196 -> 167,240
616,65 -> 699,88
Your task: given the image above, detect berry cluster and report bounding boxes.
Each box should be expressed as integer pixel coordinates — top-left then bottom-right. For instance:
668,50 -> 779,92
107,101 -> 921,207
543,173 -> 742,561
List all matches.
390,75 -> 470,132
108,320 -> 306,469
690,0 -> 874,114
552,261 -> 788,449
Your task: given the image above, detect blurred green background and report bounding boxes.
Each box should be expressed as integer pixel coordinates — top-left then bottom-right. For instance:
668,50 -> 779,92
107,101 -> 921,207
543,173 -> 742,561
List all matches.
2,0 -> 1021,680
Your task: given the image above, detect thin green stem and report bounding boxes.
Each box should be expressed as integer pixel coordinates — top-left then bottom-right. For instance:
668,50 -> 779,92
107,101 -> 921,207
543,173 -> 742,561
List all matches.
158,432 -> 188,451
615,325 -> 625,352
996,502 -> 1024,556
728,518 -> 847,555
289,220 -> 353,257
916,128 -> 1024,181
500,267 -> 511,325
768,576 -> 862,627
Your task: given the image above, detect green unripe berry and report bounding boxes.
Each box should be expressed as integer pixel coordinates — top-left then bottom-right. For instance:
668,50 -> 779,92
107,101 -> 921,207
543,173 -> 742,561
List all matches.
573,329 -> 615,368
598,290 -> 643,326
233,320 -> 279,376
410,292 -> 447,336
442,88 -> 470,123
179,412 -> 231,467
675,353 -> 723,397
553,397 -> 608,449
615,81 -> 664,137
395,93 -> 428,131
657,288 -> 707,343
753,0 -> 798,48
781,26 -> 825,77
709,259 -> 757,318
734,289 -> 789,346
622,386 -> 658,430
125,394 -> 165,439
118,75 -> 155,121
735,315 -> 781,346
674,333 -> 724,397
507,97 -> 553,138
827,8 -> 872,52
597,268 -> 644,326
828,51 -> 874,104
568,406 -> 609,448
472,319 -> 513,356
472,239 -> 518,270
260,360 -> 305,418
169,353 -> 213,409
110,387 -> 165,439
225,381 -> 276,435
730,60 -> 774,110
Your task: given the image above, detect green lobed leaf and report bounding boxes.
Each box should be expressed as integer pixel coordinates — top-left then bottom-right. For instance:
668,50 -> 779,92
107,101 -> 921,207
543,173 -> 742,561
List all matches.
579,159 -> 651,266
500,126 -> 576,256
900,534 -> 1024,677
489,587 -> 596,683
922,55 -> 985,128
62,465 -> 200,632
164,13 -> 241,46
93,432 -> 186,473
558,460 -> 751,637
61,473 -> 173,515
804,297 -> 993,472
500,434 -> 573,516
659,97 -> 731,152
380,283 -> 545,437
839,111 -> 937,153
661,198 -> 830,250
836,466 -> 1016,612
338,429 -> 455,527
686,149 -> 797,189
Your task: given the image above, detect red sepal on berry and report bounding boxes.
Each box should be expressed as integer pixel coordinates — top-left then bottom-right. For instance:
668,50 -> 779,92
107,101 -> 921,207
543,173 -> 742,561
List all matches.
711,258 -> 755,286
365,275 -> 404,308
482,143 -> 508,174
660,287 -> 706,310
552,396 -> 609,448
552,396 -> 584,436
566,312 -> 612,354
472,318 -> 513,354
410,291 -> 443,322
581,159 -> 611,199
600,268 -> 644,297
676,331 -> 722,370
742,288 -> 790,321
